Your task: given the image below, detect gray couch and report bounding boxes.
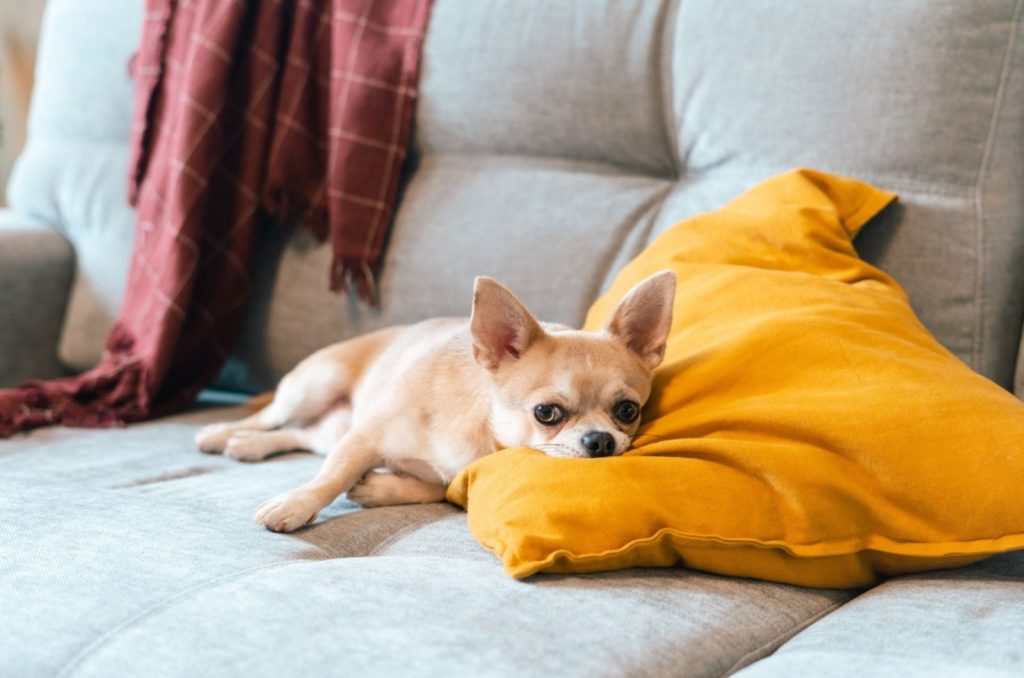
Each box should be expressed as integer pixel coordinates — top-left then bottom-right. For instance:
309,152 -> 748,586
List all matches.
4,1 -> 1024,676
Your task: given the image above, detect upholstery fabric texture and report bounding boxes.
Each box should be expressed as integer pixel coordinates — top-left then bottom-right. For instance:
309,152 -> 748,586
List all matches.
7,0 -> 141,372
448,170 -> 1024,587
0,405 -> 854,678
0,210 -> 73,386
734,552 -> 1024,677
658,0 -> 1024,389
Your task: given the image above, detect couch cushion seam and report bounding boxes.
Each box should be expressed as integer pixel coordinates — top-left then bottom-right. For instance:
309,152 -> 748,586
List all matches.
658,0 -> 684,179
366,510 -> 456,557
720,597 -> 851,676
972,0 -> 1022,374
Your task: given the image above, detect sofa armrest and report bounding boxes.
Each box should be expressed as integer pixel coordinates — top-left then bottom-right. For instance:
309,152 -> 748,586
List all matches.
0,209 -> 75,386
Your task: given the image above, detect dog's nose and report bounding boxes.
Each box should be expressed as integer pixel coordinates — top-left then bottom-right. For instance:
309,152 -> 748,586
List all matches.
581,431 -> 616,458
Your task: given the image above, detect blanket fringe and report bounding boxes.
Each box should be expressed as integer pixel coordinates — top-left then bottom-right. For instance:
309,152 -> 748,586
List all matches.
330,255 -> 379,306
0,360 -> 143,438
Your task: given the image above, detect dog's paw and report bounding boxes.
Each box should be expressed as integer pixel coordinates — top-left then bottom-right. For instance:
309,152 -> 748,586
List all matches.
195,423 -> 233,453
253,490 -> 321,532
224,432 -> 273,462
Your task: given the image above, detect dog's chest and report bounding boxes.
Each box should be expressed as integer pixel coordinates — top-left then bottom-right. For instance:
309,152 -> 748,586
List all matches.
373,407 -> 493,482
350,322 -> 497,481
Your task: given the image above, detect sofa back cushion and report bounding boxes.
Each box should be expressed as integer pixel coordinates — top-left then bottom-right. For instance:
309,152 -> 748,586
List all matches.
10,0 -> 1024,395
651,0 -> 1024,393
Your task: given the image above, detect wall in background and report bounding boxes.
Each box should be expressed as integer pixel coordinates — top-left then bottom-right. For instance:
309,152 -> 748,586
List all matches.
1,0 -> 48,207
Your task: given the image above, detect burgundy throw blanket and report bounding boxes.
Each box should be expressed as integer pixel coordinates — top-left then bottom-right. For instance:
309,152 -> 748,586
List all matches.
0,0 -> 432,437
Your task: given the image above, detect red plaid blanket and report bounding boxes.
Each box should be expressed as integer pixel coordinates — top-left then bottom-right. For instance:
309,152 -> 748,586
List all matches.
0,0 -> 432,437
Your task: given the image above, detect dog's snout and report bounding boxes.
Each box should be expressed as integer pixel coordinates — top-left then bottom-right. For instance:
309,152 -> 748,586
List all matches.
581,431 -> 615,458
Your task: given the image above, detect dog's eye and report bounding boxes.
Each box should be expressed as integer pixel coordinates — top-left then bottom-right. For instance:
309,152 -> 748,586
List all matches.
534,404 -> 565,426
613,400 -> 640,423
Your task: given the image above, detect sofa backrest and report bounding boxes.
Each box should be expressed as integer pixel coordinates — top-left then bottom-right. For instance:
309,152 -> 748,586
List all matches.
7,0 -> 142,375
10,0 -> 1024,395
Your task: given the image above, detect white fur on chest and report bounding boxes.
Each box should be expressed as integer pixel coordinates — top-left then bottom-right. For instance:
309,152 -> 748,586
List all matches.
350,322 -> 497,483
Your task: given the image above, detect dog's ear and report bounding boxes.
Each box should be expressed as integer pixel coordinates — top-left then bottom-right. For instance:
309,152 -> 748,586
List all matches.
471,277 -> 543,371
606,270 -> 676,370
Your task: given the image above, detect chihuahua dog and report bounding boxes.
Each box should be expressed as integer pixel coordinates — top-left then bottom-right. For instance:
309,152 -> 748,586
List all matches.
195,271 -> 675,532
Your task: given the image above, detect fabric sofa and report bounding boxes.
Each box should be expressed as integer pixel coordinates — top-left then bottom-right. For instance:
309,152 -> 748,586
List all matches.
3,0 -> 1024,675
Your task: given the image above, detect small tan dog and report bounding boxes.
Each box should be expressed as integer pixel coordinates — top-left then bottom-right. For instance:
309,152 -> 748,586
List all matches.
196,271 -> 675,532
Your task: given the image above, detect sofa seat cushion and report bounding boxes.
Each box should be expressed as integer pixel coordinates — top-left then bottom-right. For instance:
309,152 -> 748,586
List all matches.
50,553 -> 853,678
0,407 -> 862,677
0,406 -> 453,676
735,552 -> 1024,677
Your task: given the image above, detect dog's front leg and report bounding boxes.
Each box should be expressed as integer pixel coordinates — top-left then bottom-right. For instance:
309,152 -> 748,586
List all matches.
253,431 -> 381,532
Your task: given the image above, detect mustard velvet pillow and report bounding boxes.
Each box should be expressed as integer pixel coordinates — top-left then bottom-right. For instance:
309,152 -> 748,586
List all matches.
446,169 -> 1024,588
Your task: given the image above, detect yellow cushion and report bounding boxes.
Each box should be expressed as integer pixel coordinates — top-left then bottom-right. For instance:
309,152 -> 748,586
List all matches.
446,169 -> 1024,588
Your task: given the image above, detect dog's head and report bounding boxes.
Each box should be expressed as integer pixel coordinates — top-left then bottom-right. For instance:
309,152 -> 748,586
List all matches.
471,271 -> 676,458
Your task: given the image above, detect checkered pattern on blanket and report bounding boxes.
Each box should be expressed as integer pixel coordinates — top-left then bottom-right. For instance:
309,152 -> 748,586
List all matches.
0,0 -> 432,437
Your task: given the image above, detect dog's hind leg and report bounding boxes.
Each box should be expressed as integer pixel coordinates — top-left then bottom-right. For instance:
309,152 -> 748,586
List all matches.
222,406 -> 353,462
196,327 -> 401,455
347,471 -> 447,507
223,429 -> 315,462
195,411 -> 277,454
